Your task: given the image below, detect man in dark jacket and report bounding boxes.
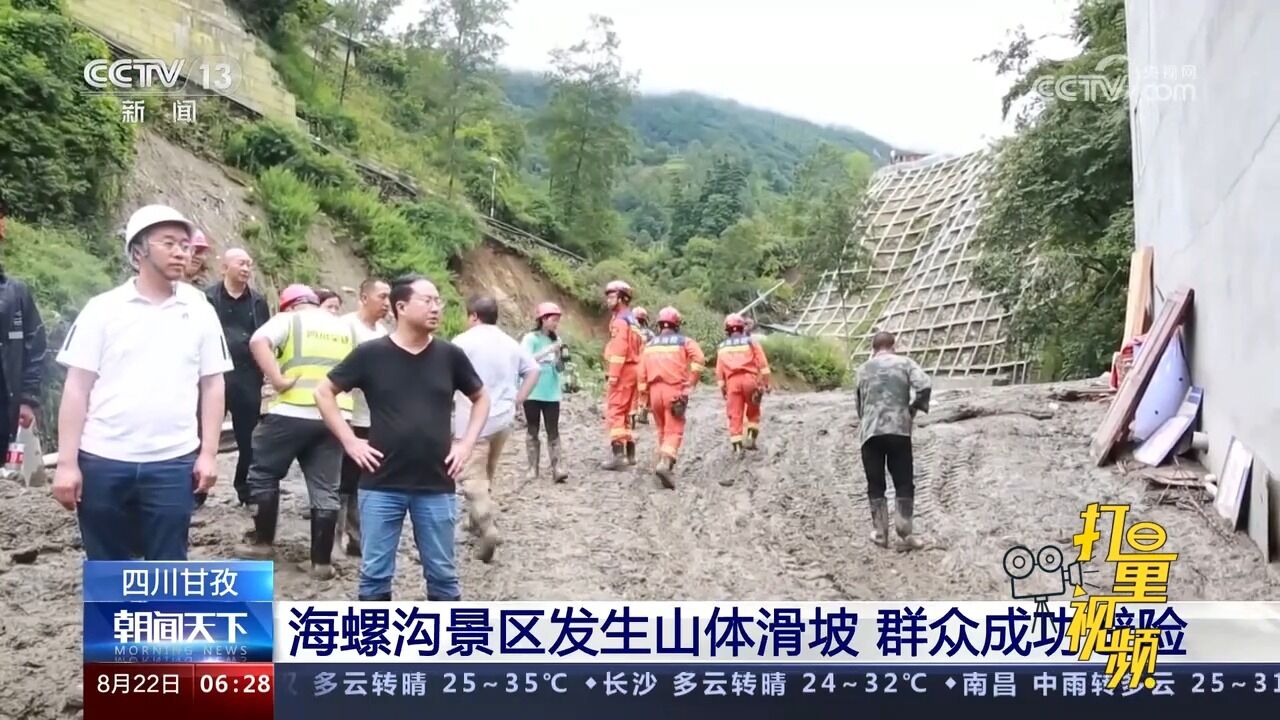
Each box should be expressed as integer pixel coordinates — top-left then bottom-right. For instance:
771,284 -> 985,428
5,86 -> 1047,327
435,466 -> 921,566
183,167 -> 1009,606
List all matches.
0,205 -> 48,450
0,270 -> 47,450
204,248 -> 271,505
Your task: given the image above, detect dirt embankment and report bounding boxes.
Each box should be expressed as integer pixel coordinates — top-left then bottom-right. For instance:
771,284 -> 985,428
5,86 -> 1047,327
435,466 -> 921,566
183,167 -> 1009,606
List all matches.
456,242 -> 607,343
2,380 -> 1275,719
123,130 -> 370,304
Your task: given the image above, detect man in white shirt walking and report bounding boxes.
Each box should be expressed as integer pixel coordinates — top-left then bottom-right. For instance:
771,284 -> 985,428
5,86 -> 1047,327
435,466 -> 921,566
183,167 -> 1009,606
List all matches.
451,296 -> 539,564
52,205 -> 232,560
336,278 -> 390,557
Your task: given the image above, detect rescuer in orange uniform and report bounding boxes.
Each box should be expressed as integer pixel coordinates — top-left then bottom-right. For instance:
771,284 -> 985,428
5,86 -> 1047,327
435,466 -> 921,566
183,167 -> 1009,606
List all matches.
638,307 -> 705,489
630,307 -> 653,426
716,313 -> 772,454
600,280 -> 646,470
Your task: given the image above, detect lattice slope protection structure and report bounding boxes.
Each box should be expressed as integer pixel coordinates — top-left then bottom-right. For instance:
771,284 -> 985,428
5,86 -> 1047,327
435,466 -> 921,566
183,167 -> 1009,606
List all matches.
789,150 -> 1032,381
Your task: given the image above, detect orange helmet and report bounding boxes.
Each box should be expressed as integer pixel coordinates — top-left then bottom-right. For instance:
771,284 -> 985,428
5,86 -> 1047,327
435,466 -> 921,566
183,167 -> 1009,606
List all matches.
604,280 -> 632,299
535,302 -> 562,321
280,283 -> 319,311
657,306 -> 681,327
724,313 -> 747,332
632,306 -> 649,323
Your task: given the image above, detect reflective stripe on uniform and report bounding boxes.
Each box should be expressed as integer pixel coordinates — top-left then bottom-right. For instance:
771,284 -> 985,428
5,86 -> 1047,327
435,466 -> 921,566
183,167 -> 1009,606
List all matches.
272,312 -> 356,411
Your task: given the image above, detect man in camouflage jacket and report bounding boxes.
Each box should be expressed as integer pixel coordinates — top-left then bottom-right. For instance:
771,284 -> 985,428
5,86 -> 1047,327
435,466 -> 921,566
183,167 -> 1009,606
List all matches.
855,331 -> 932,550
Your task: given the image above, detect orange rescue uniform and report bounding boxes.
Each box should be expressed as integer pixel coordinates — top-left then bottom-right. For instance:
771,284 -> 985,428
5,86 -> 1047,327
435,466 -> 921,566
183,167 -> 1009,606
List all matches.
603,308 -> 646,444
715,334 -> 771,443
639,333 -> 705,460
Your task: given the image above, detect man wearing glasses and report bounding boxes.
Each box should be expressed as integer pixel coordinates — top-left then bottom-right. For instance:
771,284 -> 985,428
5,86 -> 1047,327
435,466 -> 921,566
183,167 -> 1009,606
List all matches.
52,205 -> 231,560
317,275 -> 489,601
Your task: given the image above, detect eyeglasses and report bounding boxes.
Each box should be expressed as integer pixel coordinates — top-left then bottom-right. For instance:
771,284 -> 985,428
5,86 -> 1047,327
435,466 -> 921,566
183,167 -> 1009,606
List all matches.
412,294 -> 446,308
150,238 -> 192,254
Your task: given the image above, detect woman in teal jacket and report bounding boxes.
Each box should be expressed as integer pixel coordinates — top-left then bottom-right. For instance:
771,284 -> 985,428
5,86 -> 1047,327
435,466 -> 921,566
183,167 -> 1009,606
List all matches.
521,302 -> 571,482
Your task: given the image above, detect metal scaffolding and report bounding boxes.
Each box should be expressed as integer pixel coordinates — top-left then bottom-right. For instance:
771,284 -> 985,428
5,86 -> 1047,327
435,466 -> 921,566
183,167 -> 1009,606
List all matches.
790,150 -> 1033,382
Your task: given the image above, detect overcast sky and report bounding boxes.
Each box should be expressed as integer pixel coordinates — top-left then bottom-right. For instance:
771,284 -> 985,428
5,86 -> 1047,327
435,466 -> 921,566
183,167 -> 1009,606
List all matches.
388,0 -> 1079,154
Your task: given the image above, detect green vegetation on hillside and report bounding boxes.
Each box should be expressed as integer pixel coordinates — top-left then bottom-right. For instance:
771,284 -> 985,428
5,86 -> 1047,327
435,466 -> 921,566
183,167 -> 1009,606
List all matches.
972,0 -> 1131,379
0,0 -> 134,445
221,0 -> 868,386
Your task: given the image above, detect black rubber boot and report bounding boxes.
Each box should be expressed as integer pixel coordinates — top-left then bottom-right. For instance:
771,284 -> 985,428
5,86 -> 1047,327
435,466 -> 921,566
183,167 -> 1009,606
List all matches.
654,456 -> 676,490
525,436 -> 540,480
625,441 -> 637,466
238,492 -> 279,559
600,442 -> 627,471
869,498 -> 890,548
300,510 -> 338,579
745,428 -> 760,450
549,438 -> 569,483
895,497 -> 924,550
359,592 -> 392,601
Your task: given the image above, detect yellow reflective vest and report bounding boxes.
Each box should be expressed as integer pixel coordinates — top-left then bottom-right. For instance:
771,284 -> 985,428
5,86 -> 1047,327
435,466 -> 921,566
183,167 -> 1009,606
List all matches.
271,310 -> 356,412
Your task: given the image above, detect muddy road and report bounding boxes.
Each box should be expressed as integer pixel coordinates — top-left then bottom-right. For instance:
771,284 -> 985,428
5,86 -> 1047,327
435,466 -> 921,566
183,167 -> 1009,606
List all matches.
0,381 -> 1274,718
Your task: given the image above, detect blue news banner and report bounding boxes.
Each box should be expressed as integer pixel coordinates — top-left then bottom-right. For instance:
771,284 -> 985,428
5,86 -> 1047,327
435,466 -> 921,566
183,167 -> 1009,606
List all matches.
271,601 -> 1280,719
83,561 -> 275,719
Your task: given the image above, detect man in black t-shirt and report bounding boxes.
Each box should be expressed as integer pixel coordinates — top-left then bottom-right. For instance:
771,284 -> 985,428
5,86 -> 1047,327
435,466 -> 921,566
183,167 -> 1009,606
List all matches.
317,275 -> 489,601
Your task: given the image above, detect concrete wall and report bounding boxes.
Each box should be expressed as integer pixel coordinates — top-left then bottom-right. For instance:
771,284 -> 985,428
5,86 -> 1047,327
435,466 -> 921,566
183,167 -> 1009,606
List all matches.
67,0 -> 299,127
1126,0 -> 1280,478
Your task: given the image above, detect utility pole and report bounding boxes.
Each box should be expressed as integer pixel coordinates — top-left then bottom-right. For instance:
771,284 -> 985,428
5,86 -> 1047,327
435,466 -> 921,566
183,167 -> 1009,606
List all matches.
489,156 -> 501,218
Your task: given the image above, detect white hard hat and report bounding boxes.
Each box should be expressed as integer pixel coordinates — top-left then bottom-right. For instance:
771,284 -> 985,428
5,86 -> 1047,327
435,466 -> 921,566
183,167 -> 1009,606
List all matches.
123,204 -> 194,260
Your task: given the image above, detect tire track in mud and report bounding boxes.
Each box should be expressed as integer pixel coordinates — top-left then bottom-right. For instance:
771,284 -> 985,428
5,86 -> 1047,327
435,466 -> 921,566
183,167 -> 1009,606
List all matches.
735,402 -> 872,601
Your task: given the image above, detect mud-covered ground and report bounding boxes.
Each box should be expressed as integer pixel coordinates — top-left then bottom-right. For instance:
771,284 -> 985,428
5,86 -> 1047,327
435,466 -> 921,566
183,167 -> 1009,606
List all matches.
1,381 -> 1275,718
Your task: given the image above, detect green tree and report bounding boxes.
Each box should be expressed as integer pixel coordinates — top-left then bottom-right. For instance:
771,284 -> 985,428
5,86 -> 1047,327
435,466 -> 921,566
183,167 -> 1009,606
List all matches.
227,0 -> 330,42
768,144 -> 873,288
972,0 -> 1132,379
0,1 -> 134,225
705,218 -> 766,312
410,0 -> 509,198
332,0 -> 401,104
540,15 -> 636,256
695,155 -> 749,239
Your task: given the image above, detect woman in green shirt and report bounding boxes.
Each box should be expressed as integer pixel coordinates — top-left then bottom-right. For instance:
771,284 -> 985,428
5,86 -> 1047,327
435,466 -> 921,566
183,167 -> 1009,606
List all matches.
521,302 -> 571,483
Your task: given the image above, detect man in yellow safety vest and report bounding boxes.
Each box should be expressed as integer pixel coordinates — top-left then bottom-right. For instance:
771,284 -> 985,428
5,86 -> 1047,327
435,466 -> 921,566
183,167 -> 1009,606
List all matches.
237,284 -> 356,580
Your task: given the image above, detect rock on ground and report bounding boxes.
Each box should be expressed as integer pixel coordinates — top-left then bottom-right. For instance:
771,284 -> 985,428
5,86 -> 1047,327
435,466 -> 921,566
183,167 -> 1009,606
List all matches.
0,381 -> 1274,718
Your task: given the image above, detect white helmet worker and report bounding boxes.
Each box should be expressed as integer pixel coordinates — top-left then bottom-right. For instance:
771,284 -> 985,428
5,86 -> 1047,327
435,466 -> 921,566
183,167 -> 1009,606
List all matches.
123,204 -> 195,269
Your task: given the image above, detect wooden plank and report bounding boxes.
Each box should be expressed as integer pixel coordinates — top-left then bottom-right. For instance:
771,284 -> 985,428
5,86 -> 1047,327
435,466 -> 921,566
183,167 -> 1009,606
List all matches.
1123,247 -> 1154,343
1246,460 -> 1271,563
1090,287 -> 1193,465
1214,436 -> 1254,529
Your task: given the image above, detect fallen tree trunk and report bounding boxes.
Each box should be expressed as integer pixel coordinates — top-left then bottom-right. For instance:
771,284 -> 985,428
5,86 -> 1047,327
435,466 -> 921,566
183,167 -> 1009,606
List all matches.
916,404 -> 1055,426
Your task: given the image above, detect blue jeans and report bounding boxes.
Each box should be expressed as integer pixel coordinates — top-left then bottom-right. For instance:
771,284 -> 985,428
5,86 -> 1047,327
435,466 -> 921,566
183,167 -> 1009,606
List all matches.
77,450 -> 198,561
358,489 -> 460,601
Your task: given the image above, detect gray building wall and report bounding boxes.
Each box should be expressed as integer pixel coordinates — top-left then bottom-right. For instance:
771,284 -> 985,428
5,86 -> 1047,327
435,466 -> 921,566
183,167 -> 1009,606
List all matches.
1126,0 -> 1280,478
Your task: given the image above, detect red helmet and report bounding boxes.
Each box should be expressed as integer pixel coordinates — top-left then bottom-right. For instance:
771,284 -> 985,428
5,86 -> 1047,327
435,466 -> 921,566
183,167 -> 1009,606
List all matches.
724,313 -> 747,332
604,280 -> 632,299
191,229 -> 210,250
280,283 -> 319,311
632,306 -> 649,323
535,302 -> 562,320
657,306 -> 681,327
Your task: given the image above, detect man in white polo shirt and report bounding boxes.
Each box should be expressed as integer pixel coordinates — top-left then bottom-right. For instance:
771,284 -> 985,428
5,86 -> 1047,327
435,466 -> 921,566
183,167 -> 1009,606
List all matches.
451,296 -> 539,564
52,205 -> 232,561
